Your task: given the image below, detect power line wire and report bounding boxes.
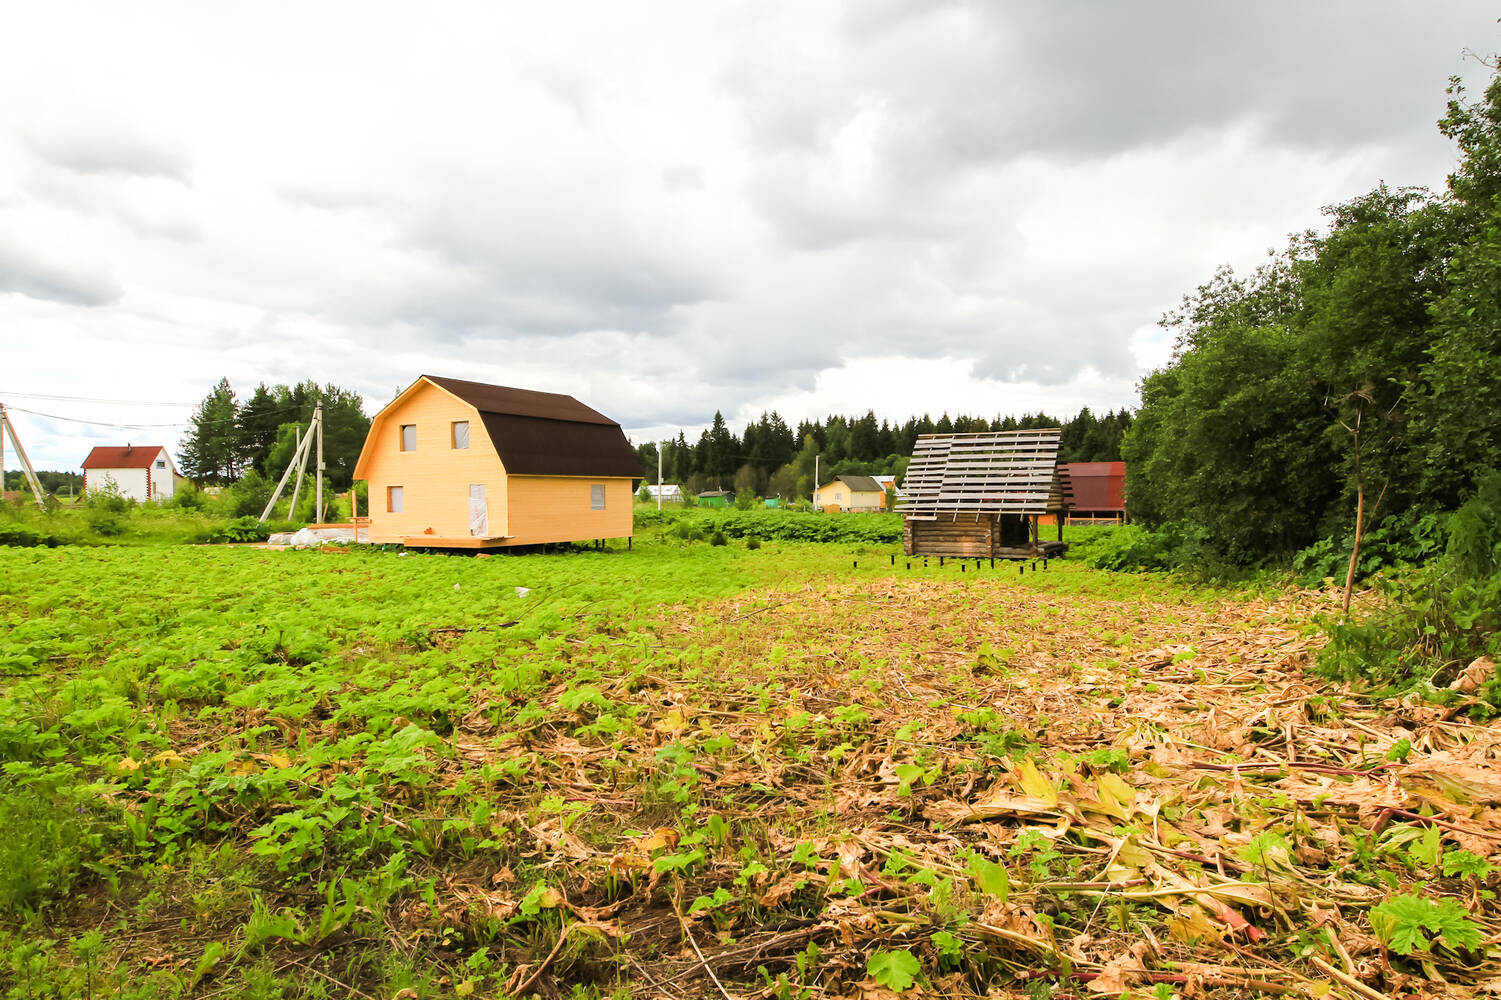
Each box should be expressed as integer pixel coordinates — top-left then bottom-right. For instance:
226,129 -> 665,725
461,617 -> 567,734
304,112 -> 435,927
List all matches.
0,406 -> 188,430
1,401 -> 310,432
0,391 -> 191,407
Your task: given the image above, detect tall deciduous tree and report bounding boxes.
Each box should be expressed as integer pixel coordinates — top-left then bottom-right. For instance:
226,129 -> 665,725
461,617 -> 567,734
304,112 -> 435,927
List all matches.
1123,325 -> 1336,561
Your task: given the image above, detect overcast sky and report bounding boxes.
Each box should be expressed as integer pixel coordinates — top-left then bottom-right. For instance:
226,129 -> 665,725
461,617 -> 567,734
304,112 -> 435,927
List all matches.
2,1 -> 1497,472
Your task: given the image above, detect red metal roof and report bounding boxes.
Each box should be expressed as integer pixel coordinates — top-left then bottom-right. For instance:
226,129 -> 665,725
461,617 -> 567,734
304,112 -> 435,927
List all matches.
1063,461 -> 1125,512
81,445 -> 166,470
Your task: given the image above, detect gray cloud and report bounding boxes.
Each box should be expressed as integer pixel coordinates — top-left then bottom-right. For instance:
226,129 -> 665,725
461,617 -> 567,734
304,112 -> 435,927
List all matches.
22,119 -> 192,182
0,240 -> 122,307
391,171 -> 722,339
736,2 -> 1494,169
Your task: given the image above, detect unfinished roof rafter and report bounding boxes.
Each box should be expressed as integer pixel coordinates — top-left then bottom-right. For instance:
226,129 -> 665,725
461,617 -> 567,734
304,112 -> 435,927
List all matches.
898,429 -> 1073,518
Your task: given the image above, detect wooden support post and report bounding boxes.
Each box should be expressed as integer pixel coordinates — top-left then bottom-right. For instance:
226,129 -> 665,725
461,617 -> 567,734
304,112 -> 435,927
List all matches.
260,421 -> 317,523
0,405 -> 48,509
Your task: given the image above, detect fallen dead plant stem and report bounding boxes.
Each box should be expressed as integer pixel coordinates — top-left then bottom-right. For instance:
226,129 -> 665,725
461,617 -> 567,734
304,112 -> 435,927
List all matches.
1308,956 -> 1393,1000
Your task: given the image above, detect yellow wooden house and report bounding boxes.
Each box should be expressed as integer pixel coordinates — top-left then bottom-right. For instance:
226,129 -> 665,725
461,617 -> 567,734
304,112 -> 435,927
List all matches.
352,375 -> 643,548
813,474 -> 887,512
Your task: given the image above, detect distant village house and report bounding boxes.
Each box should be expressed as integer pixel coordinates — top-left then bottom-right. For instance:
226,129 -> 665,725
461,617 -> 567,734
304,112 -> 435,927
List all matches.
81,445 -> 182,502
814,474 -> 886,512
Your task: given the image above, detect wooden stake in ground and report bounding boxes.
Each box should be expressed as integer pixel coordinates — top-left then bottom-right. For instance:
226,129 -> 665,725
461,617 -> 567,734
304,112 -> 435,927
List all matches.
1339,391 -> 1370,618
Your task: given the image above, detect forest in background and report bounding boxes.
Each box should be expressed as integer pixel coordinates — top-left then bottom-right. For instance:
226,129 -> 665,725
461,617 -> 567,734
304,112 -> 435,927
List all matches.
632,406 -> 1131,499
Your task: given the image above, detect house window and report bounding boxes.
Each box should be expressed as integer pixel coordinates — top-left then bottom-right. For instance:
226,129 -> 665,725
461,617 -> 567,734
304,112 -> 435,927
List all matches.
590,484 -> 606,510
835,491 -> 844,502
387,486 -> 404,513
155,459 -> 166,469
400,424 -> 416,451
451,421 -> 469,449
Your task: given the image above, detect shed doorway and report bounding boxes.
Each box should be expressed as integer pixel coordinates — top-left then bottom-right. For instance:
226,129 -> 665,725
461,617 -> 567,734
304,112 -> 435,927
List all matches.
469,484 -> 488,537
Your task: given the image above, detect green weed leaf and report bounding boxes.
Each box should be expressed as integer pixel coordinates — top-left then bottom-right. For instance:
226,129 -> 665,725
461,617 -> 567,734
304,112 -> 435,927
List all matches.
867,948 -> 921,991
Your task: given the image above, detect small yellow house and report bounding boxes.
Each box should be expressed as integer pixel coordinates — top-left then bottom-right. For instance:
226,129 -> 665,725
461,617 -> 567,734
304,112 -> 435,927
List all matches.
352,375 -> 643,548
814,474 -> 886,512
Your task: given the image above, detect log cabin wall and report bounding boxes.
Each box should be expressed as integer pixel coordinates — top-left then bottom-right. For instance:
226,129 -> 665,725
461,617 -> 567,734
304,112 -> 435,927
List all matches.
904,513 -> 1048,558
905,517 -> 995,557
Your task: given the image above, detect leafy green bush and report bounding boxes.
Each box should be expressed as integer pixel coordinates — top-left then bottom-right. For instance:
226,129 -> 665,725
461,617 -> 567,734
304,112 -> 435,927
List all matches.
0,523 -> 58,548
667,519 -> 706,542
87,511 -> 126,537
718,509 -> 901,543
1316,470 -> 1501,708
198,516 -> 274,544
227,470 -> 274,518
168,479 -> 207,510
1292,510 -> 1448,586
84,481 -> 134,514
1085,523 -> 1207,572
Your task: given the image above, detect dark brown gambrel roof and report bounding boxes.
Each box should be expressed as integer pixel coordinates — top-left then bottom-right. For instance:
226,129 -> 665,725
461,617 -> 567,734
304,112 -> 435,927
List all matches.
898,429 -> 1072,517
425,376 -> 617,425
423,375 -> 643,479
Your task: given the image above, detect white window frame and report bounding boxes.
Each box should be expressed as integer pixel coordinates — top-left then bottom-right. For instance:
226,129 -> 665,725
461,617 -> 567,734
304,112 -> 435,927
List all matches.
590,484 -> 606,510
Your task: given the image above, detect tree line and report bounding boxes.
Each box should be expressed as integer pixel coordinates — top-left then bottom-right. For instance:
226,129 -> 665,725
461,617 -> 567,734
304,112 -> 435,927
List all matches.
1123,67 -> 1501,563
635,406 -> 1132,499
178,378 -> 371,488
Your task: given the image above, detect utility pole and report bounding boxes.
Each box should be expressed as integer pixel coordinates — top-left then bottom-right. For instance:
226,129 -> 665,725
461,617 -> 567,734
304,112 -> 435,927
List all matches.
814,454 -> 819,509
315,401 -> 324,523
657,440 -> 663,511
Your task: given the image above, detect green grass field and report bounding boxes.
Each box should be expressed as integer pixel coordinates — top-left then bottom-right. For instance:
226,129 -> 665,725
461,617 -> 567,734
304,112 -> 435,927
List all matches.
1,530 -> 1495,998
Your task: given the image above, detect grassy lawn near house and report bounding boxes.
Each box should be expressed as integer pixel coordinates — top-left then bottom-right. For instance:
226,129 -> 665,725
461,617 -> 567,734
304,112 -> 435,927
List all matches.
1,534 -> 1494,997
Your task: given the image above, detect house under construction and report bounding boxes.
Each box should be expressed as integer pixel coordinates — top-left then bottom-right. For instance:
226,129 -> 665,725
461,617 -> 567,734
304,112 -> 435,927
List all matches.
898,429 -> 1072,559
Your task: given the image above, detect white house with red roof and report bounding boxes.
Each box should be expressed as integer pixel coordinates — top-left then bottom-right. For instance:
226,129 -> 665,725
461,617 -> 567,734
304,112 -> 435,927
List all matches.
81,445 -> 182,502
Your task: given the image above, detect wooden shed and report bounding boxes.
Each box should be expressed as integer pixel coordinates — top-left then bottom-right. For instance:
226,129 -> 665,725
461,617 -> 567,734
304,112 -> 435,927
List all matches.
897,429 -> 1071,559
352,375 -> 643,548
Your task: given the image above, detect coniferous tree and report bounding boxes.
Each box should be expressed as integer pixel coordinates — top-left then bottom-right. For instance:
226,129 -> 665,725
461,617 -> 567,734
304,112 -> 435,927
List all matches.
179,378 -> 239,483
